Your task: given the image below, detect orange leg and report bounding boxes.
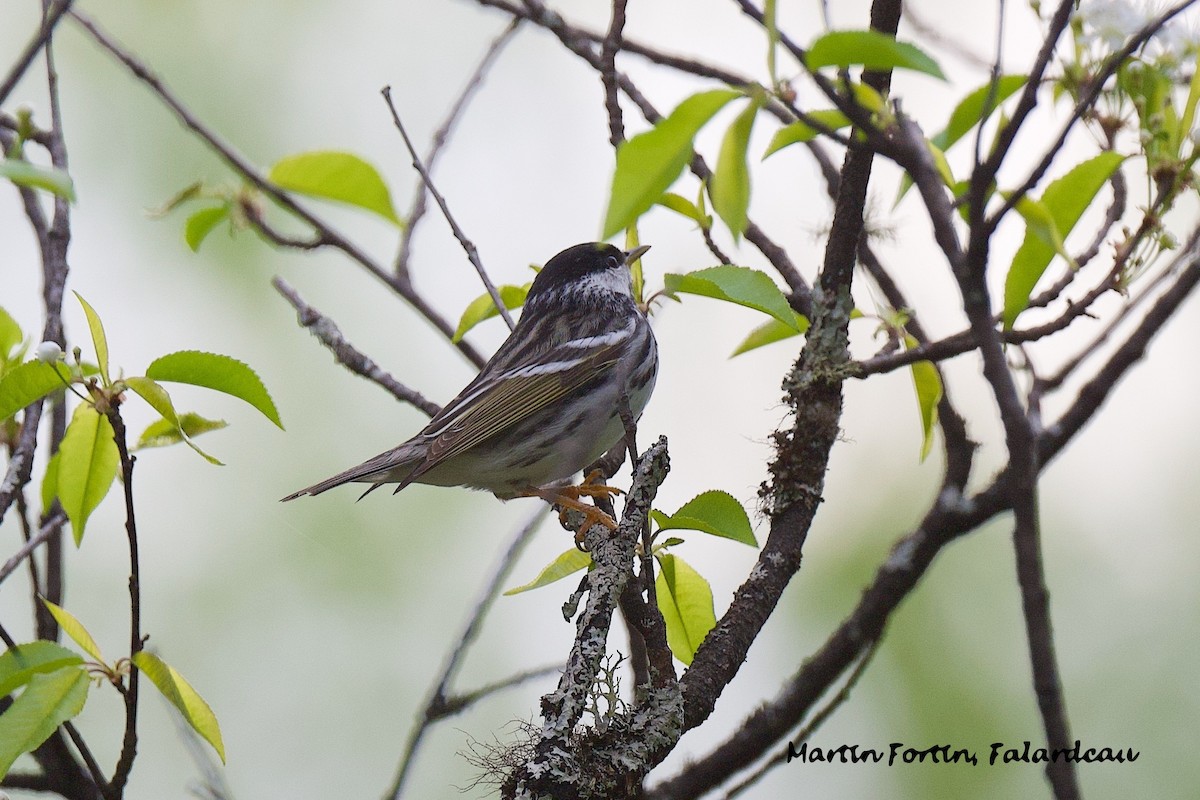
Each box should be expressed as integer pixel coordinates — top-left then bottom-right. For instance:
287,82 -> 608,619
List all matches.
520,475 -> 621,547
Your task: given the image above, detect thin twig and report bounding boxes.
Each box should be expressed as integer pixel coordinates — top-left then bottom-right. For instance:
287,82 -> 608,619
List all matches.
0,0 -> 75,106
387,507 -> 546,800
68,10 -> 487,369
380,86 -> 515,331
0,510 -> 65,585
272,277 -> 442,418
600,0 -> 629,148
396,19 -> 521,280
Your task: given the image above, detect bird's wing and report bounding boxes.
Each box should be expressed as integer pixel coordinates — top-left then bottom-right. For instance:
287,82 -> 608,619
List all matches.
404,339 -> 624,482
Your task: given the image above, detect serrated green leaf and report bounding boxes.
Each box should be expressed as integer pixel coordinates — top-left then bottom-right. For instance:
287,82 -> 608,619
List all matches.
504,548 -> 593,595
73,293 -> 109,387
136,413 -> 228,450
57,404 -> 119,546
654,553 -> 716,665
806,30 -> 946,81
124,376 -> 223,465
145,350 -> 283,429
931,75 -> 1027,151
39,600 -> 104,663
763,110 -> 852,158
602,89 -> 742,239
710,98 -> 761,241
0,360 -> 71,422
0,158 -> 77,201
0,642 -> 84,698
0,307 -> 22,361
0,666 -> 89,777
1003,151 -> 1126,328
664,265 -> 799,330
731,312 -> 810,356
268,150 -> 401,227
650,490 -> 757,546
452,284 -> 531,343
184,205 -> 230,252
132,651 -> 224,762
656,192 -> 712,229
904,335 -> 942,462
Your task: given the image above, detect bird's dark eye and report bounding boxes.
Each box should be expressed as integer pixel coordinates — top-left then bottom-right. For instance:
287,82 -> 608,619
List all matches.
606,255 -> 621,269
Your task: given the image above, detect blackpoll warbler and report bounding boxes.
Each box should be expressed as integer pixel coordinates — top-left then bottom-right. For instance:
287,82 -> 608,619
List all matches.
283,242 -> 658,528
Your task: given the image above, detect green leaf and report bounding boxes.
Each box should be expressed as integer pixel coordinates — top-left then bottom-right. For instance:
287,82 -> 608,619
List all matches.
663,265 -> 799,330
39,600 -> 104,663
655,192 -> 712,229
654,553 -> 716,665
1002,151 -> 1126,328
504,548 -> 593,595
0,158 -> 77,201
904,335 -> 942,462
73,293 -> 110,387
132,651 -> 225,763
124,376 -> 223,465
452,284 -> 531,343
763,110 -> 852,158
731,312 -> 810,356
931,75 -> 1027,151
650,490 -> 757,546
268,150 -> 401,227
710,98 -> 761,240
57,404 -> 120,546
0,666 -> 89,778
145,350 -> 283,429
184,205 -> 230,252
41,451 -> 60,512
0,307 -> 22,361
0,360 -> 71,422
136,412 -> 228,450
0,642 -> 84,698
602,89 -> 742,239
806,30 -> 946,81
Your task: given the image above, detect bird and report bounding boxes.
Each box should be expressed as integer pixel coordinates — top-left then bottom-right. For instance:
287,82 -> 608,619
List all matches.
282,242 -> 658,533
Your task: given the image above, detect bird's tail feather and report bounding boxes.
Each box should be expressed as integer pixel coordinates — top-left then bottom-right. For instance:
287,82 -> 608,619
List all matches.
280,445 -> 423,501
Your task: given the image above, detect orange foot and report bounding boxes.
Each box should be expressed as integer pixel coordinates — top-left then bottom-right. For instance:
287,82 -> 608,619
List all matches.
521,473 -> 621,548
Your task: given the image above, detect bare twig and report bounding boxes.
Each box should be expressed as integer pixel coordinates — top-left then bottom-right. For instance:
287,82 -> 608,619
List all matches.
0,0 -> 74,106
396,19 -> 521,280
272,277 -> 442,418
0,510 -> 66,585
380,86 -> 515,331
387,507 -> 546,800
68,11 -> 487,369
600,0 -> 629,148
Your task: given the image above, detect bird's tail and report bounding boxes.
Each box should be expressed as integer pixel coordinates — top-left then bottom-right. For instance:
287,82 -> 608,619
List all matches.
280,444 -> 423,501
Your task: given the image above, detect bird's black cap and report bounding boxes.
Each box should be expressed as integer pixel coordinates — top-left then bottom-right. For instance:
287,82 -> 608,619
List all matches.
527,242 -> 648,300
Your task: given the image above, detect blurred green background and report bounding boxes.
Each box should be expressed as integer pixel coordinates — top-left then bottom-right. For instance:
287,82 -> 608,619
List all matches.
2,1 -> 1198,798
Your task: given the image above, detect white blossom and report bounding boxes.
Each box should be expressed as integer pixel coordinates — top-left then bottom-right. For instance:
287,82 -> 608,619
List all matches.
34,341 -> 63,363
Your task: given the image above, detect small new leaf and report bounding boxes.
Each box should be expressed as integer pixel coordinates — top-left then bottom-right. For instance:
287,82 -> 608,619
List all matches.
73,293 -> 110,387
268,150 -> 402,227
137,413 -> 228,450
602,89 -> 742,239
763,110 -> 852,158
663,266 -> 799,330
1003,151 -> 1125,328
124,376 -> 223,464
0,360 -> 71,422
710,97 -> 761,240
806,30 -> 946,80
931,75 -> 1027,151
57,404 -> 120,546
0,307 -> 22,361
39,600 -> 104,663
185,205 -> 230,252
651,490 -> 757,546
0,642 -> 84,698
655,553 -> 717,665
656,193 -> 712,229
145,350 -> 283,429
0,158 -> 77,201
903,335 -> 942,462
132,651 -> 225,763
504,548 -> 593,595
452,284 -> 531,343
0,666 -> 89,778
731,312 -> 810,356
